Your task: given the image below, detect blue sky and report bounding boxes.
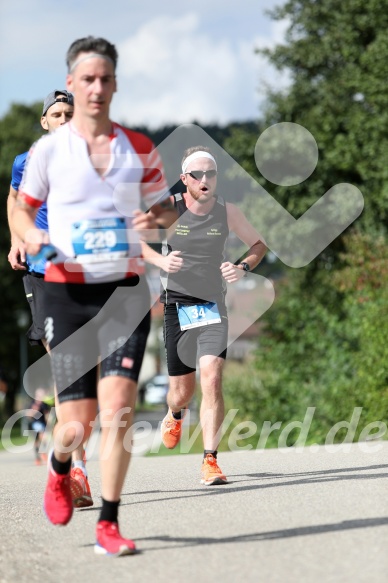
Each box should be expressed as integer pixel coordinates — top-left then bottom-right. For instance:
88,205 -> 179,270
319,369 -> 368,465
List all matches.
0,0 -> 289,128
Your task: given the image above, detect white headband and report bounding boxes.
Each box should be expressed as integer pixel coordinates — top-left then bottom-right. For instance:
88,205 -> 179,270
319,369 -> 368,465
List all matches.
182,151 -> 217,174
69,53 -> 115,73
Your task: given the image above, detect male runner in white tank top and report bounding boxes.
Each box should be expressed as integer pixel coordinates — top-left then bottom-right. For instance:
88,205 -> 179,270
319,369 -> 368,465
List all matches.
12,36 -> 175,556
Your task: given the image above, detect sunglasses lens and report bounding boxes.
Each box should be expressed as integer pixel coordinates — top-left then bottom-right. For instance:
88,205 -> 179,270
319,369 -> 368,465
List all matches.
189,171 -> 202,180
189,170 -> 217,180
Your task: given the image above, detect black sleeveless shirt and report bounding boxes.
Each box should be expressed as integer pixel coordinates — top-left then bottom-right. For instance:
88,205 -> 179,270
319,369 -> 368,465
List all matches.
160,193 -> 229,305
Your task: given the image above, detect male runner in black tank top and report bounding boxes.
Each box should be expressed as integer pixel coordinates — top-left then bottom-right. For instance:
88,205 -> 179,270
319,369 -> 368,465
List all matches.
143,145 -> 267,485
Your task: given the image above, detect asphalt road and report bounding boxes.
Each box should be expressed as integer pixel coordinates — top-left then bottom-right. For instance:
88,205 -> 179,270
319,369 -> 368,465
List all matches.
0,429 -> 387,583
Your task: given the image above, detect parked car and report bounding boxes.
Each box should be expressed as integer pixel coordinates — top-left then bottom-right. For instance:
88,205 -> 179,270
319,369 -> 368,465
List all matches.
144,374 -> 169,405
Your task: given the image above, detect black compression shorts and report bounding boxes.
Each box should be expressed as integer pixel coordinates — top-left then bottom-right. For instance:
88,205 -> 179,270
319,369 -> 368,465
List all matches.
23,273 -> 46,346
43,276 -> 151,403
163,302 -> 228,376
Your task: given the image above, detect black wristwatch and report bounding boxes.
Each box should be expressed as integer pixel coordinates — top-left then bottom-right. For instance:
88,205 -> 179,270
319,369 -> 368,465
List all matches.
239,262 -> 250,276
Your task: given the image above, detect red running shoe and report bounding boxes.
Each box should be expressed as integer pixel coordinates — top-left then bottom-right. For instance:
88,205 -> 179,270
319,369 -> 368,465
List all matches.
95,521 -> 137,556
43,464 -> 82,525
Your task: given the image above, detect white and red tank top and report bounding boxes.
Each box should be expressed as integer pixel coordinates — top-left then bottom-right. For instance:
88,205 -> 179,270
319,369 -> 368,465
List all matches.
19,122 -> 170,284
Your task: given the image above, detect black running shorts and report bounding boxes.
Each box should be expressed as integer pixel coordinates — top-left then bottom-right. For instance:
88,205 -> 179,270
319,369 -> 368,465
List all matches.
43,276 -> 151,403
163,302 -> 228,376
22,272 -> 46,346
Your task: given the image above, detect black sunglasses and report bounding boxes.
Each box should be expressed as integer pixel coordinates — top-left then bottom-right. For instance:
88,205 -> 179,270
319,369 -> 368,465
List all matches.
185,169 -> 217,181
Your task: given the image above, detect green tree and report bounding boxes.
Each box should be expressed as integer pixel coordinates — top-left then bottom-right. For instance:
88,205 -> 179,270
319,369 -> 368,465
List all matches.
259,0 -> 388,231
332,232 -> 388,425
223,0 -> 388,445
0,102 -> 47,408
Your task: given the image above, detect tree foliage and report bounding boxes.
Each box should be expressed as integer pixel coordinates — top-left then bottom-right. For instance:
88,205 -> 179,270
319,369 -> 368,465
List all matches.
223,0 -> 388,445
224,232 -> 387,446
0,102 -> 45,396
260,0 -> 388,230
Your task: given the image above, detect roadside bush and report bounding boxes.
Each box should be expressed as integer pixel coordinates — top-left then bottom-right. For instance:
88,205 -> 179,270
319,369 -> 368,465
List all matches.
223,231 -> 387,448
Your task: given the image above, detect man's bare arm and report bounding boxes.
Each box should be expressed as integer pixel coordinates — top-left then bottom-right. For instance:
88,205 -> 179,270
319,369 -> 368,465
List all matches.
12,196 -> 43,257
220,203 -> 268,283
7,186 -> 27,270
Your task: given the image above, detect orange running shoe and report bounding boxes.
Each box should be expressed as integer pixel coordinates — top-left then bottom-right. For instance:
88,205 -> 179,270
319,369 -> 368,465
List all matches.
200,454 -> 228,486
70,467 -> 94,508
95,521 -> 137,556
161,408 -> 186,449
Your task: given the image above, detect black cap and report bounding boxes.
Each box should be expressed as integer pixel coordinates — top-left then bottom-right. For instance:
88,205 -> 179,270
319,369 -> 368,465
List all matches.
42,90 -> 74,116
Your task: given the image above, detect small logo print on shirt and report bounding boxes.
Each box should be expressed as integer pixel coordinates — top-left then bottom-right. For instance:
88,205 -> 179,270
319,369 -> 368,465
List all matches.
121,357 -> 134,369
176,224 -> 190,236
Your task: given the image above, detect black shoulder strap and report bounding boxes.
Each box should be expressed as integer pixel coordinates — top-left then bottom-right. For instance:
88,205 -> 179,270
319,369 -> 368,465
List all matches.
173,193 -> 187,217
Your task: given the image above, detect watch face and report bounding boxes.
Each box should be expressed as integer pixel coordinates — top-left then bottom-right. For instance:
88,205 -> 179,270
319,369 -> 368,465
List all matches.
241,262 -> 250,272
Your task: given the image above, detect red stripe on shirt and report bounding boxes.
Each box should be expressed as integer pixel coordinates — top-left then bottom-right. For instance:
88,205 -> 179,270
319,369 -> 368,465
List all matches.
18,191 -> 42,208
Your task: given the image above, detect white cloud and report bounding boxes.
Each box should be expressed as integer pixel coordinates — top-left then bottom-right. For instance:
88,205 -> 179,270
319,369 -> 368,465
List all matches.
0,1 -> 290,126
112,13 -> 289,128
